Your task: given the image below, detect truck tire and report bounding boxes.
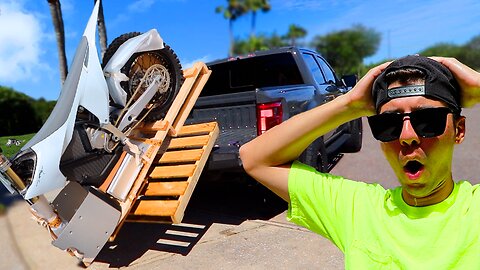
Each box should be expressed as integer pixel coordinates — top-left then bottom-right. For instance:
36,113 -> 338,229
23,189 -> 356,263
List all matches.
341,118 -> 363,153
298,137 -> 329,172
102,32 -> 184,121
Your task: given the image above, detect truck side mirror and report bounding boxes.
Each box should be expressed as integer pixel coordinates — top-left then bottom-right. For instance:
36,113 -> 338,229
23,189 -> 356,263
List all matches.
341,74 -> 357,88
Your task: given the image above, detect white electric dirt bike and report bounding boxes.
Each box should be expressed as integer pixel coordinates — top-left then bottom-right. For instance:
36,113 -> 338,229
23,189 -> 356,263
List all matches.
0,1 -> 183,263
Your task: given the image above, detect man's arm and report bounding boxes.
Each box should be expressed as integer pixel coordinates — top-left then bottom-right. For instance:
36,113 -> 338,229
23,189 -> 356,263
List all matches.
239,62 -> 391,202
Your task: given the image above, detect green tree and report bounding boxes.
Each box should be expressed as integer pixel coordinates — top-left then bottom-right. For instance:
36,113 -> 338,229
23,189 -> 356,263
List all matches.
419,43 -> 463,59
266,32 -> 287,48
312,24 -> 381,76
419,35 -> 480,71
216,1 -> 249,56
233,32 -> 287,54
0,87 -> 42,136
284,24 -> 307,46
32,98 -> 56,124
463,35 -> 480,70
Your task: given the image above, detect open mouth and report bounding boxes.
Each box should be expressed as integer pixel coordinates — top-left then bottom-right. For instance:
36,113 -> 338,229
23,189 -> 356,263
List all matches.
403,160 -> 424,177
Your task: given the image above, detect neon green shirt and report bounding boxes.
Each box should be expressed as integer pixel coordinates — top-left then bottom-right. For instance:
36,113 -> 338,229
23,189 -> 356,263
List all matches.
287,161 -> 480,269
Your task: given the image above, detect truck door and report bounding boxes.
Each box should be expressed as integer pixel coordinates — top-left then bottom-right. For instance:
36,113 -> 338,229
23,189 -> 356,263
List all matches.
315,56 -> 343,97
301,53 -> 336,141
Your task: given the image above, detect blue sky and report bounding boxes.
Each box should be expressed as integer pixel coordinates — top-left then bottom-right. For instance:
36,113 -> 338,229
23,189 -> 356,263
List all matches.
0,0 -> 479,101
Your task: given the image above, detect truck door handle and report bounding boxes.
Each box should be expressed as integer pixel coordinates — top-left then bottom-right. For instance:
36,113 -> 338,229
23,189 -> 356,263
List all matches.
325,95 -> 335,102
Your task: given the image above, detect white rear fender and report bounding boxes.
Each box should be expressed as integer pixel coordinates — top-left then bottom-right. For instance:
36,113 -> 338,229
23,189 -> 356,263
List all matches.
104,29 -> 165,106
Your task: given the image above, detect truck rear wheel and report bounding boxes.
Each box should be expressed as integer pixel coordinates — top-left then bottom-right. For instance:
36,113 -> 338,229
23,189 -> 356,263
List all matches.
298,137 -> 329,172
341,118 -> 363,153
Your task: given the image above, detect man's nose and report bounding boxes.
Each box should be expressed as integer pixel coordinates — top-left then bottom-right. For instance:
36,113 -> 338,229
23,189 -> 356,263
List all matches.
399,117 -> 420,146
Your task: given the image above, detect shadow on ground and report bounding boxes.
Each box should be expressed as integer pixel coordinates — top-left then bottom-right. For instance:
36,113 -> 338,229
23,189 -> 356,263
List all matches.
94,172 -> 287,268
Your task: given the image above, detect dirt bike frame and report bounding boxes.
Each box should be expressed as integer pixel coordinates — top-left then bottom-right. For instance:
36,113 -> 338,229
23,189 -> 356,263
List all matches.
0,0 -> 179,264
12,1 -> 167,200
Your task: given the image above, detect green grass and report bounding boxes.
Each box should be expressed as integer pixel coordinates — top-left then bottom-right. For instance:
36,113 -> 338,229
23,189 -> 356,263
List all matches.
0,133 -> 35,158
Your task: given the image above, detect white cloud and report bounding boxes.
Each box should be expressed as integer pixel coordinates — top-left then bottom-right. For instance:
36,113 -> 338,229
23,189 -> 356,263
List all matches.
272,0 -> 353,11
181,55 -> 212,69
298,0 -> 480,63
0,1 -> 48,83
128,0 -> 157,13
109,0 -> 157,27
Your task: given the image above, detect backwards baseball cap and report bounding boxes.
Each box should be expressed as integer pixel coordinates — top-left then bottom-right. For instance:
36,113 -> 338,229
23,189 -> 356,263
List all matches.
372,55 -> 461,114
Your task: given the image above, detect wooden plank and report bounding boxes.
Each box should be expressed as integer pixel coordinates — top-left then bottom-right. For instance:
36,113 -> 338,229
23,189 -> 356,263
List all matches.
127,136 -> 163,147
111,63 -> 214,237
135,120 -> 169,132
172,123 -> 219,223
171,64 -> 212,136
149,164 -> 196,179
158,149 -> 203,164
124,122 -> 219,225
98,151 -> 127,193
168,135 -> 210,149
183,65 -> 198,78
163,65 -> 202,126
178,122 -> 218,137
110,146 -> 157,239
131,200 -> 178,216
143,181 -> 188,196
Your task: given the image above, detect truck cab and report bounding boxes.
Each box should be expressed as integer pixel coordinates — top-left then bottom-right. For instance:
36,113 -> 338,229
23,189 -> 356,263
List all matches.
187,47 -> 362,172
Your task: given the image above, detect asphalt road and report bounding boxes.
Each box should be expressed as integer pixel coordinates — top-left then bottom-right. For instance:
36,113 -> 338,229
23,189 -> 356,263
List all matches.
2,105 -> 480,269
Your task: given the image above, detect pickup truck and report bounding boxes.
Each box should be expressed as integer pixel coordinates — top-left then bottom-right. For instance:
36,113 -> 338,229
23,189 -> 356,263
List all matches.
187,47 -> 362,172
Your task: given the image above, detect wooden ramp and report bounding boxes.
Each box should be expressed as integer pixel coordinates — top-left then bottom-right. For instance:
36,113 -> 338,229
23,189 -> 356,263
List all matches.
108,62 -> 216,239
127,122 -> 218,223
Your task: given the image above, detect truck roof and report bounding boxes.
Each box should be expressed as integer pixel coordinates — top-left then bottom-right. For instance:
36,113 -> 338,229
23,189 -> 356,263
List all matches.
207,46 -> 322,66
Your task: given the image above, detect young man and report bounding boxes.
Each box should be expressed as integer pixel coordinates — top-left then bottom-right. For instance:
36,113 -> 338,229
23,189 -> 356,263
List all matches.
240,55 -> 480,268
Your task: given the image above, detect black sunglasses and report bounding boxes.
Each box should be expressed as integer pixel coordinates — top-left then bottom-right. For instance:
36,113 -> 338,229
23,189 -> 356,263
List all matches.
367,107 -> 453,142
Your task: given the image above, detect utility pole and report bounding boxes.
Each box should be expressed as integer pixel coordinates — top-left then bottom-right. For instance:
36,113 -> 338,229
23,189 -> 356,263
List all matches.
387,29 -> 391,59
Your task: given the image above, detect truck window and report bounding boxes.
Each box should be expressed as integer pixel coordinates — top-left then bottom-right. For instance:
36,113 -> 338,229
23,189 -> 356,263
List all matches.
201,53 -> 303,97
316,56 -> 337,84
302,53 -> 326,84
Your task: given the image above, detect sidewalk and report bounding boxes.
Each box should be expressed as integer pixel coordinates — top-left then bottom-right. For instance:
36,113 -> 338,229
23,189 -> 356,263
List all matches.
1,199 -> 343,269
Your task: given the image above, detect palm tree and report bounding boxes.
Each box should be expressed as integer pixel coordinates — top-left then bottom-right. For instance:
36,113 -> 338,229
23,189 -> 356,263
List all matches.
245,0 -> 270,38
285,24 -> 307,46
47,0 -> 67,85
95,0 -> 108,59
215,0 -> 248,56
48,0 -> 108,85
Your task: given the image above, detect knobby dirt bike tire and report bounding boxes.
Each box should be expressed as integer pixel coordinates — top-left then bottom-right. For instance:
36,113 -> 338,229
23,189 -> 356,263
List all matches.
102,32 -> 185,121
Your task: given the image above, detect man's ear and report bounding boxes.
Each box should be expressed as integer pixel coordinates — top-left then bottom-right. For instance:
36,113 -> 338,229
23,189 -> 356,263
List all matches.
455,116 -> 466,144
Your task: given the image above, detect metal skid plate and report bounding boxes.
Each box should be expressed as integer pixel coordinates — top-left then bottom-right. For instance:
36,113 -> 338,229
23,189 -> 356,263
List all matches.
52,181 -> 120,263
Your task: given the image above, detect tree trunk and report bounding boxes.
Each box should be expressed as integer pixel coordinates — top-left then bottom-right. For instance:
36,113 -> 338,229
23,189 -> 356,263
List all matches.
229,19 -> 234,57
250,11 -> 256,38
95,0 -> 108,59
47,0 -> 68,85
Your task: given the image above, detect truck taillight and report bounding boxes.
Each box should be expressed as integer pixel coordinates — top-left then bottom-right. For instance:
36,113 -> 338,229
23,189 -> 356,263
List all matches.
256,102 -> 283,135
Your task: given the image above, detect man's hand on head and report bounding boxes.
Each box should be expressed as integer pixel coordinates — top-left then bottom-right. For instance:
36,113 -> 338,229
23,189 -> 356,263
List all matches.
344,61 -> 392,117
430,57 -> 480,108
